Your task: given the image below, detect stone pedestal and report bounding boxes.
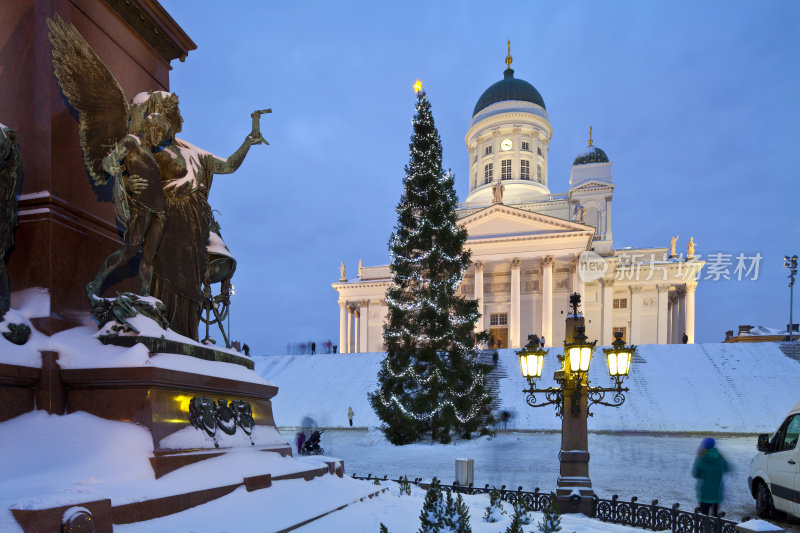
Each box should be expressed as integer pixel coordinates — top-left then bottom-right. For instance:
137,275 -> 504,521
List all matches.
0,0 -> 195,335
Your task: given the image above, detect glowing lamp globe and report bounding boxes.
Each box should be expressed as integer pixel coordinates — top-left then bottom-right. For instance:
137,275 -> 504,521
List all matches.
604,331 -> 634,377
517,335 -> 547,380
564,325 -> 595,374
519,350 -> 545,379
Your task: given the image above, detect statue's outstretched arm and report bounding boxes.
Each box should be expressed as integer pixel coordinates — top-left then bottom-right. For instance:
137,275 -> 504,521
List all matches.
211,134 -> 260,175
212,109 -> 269,174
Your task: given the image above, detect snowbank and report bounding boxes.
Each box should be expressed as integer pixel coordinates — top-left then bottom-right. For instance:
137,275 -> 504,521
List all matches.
255,342 -> 800,433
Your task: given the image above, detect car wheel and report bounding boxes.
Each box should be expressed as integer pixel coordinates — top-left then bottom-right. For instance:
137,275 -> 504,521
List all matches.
756,482 -> 776,519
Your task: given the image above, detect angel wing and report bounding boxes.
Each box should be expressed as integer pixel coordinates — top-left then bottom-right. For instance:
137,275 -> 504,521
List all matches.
47,14 -> 129,185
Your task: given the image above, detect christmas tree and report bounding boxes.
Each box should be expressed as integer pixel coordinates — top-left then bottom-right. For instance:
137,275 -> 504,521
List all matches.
369,82 -> 491,444
537,493 -> 562,533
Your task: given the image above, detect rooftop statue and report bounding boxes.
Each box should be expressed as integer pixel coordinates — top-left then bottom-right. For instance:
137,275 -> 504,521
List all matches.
48,15 -> 267,340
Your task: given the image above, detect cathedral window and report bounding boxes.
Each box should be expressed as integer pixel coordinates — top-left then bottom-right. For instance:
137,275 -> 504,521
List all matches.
520,160 -> 530,180
484,163 -> 493,184
490,313 -> 508,326
501,159 -> 512,180
521,141 -> 530,151
484,145 -> 493,156
613,298 -> 628,309
537,164 -> 542,182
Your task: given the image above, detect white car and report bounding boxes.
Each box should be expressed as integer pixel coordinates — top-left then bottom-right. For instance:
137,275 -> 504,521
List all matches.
748,399 -> 800,520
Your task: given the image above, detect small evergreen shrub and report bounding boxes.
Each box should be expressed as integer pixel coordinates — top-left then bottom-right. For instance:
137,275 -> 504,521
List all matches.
537,493 -> 562,533
482,487 -> 505,523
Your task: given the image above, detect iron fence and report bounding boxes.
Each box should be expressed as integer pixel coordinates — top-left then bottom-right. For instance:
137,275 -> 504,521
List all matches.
350,473 -> 747,533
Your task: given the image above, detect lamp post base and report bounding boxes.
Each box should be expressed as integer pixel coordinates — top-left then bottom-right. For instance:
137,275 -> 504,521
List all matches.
555,485 -> 595,515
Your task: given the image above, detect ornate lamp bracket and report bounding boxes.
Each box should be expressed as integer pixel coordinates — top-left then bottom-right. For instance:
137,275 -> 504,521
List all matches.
585,380 -> 629,416
522,381 -> 565,418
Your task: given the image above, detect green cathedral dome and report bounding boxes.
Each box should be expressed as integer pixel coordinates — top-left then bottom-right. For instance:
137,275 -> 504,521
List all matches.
573,144 -> 609,165
472,68 -> 546,117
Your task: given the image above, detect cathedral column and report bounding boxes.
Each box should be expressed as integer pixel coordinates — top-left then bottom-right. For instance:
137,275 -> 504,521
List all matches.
600,278 -> 614,345
572,255 -> 585,299
510,258 -> 522,348
353,307 -> 361,353
542,256 -> 554,346
339,301 -> 347,354
629,285 -> 643,344
670,292 -> 680,344
656,284 -> 669,344
676,287 -> 687,342
685,282 -> 697,344
474,261 -> 485,334
358,300 -> 369,353
346,304 -> 354,353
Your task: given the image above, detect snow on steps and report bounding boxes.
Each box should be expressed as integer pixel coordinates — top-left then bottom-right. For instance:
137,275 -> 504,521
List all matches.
254,342 -> 800,434
780,341 -> 800,363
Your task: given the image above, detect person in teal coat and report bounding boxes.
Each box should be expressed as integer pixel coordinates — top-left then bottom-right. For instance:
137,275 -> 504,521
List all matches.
691,437 -> 730,516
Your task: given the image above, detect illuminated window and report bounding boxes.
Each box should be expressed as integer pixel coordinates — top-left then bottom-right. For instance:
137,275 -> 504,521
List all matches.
490,313 -> 508,326
484,163 -> 493,184
613,298 -> 628,309
520,160 -> 530,180
501,159 -> 512,180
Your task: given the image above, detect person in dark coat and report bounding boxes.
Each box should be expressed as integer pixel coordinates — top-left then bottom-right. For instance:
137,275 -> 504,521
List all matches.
295,431 -> 306,455
691,437 -> 730,516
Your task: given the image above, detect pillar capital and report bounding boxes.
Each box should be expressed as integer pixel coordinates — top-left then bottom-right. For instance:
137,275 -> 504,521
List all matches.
629,285 -> 643,294
474,260 -> 485,272
656,284 -> 670,293
685,281 -> 698,293
600,278 -> 615,288
358,299 -> 369,306
510,257 -> 522,269
669,292 -> 679,304
675,286 -> 687,297
542,255 -> 555,267
338,300 -> 347,310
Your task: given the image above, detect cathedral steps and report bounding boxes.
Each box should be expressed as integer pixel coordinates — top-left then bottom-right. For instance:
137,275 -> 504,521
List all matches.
779,342 -> 800,364
477,350 -> 506,425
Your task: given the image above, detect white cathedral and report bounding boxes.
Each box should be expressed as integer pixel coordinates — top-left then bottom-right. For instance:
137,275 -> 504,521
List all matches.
333,51 -> 704,354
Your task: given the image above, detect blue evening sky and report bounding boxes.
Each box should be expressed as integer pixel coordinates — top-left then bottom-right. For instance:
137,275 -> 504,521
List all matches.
158,0 -> 799,354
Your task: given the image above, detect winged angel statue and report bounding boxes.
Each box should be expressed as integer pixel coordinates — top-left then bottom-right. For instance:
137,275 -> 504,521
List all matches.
48,15 -> 266,339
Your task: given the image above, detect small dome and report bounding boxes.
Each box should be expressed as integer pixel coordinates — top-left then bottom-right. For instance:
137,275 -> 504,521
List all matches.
473,68 -> 546,117
573,144 -> 609,165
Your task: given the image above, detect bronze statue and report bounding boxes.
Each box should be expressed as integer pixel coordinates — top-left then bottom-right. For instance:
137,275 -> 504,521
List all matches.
48,15 -> 267,340
87,113 -> 171,299
0,124 -> 21,319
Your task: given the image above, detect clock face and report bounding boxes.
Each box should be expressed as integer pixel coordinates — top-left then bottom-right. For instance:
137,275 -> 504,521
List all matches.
500,138 -> 513,151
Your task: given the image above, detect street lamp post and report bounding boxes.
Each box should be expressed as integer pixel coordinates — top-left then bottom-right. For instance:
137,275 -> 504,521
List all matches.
517,293 -> 634,514
785,255 -> 797,342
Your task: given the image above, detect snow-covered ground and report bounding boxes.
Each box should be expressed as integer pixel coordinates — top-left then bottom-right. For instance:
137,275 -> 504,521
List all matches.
255,342 -> 800,434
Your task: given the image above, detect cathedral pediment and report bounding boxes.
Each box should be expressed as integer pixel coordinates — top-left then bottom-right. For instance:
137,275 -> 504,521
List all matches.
460,203 -> 593,241
570,180 -> 615,192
